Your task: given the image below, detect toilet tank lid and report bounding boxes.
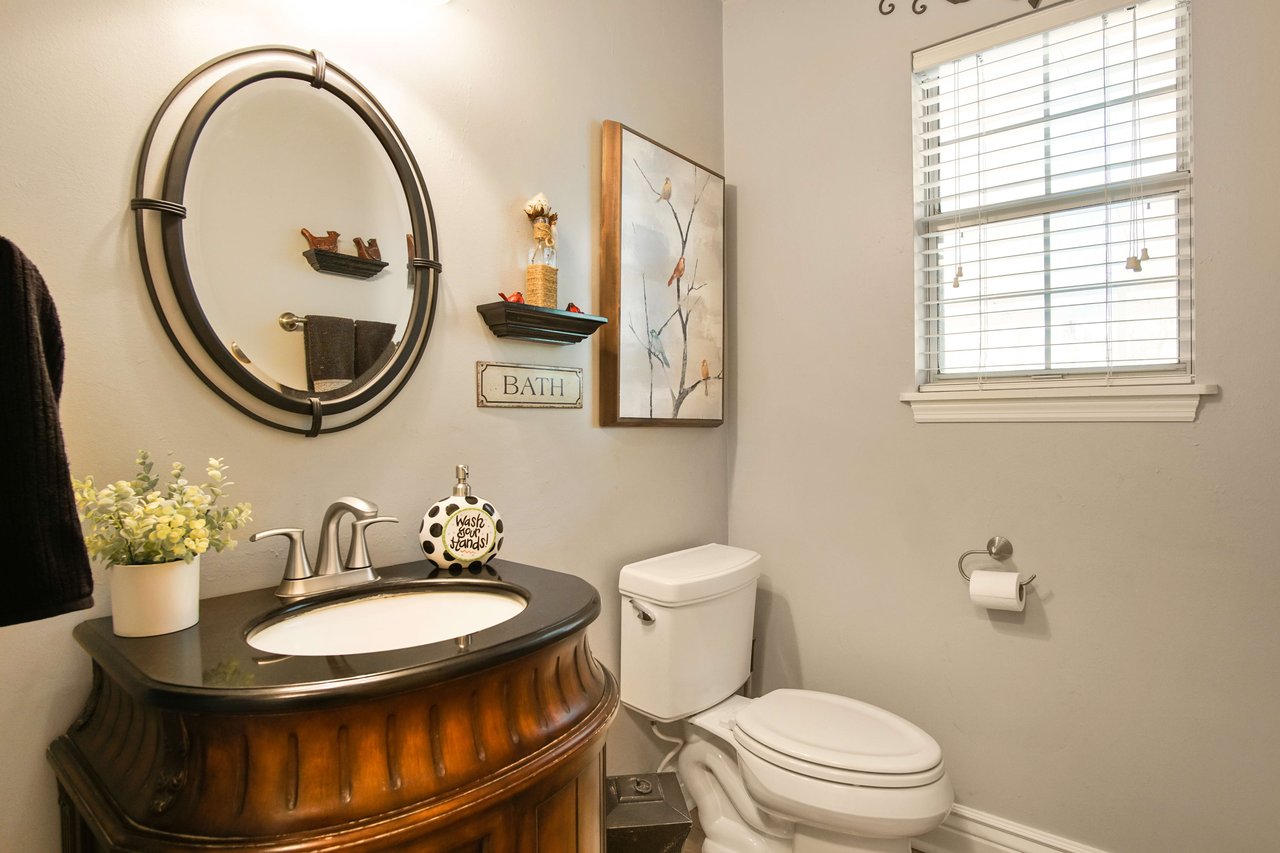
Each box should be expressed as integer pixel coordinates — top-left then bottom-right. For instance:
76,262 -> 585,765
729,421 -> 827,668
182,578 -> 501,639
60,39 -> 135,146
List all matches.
619,544 -> 761,605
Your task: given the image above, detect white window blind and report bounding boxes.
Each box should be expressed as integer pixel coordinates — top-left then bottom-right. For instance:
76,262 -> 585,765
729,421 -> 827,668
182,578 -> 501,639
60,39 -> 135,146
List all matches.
912,0 -> 1192,389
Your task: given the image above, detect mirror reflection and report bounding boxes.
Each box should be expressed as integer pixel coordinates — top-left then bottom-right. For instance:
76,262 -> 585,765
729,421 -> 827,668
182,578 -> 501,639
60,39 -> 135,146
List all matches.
184,78 -> 414,394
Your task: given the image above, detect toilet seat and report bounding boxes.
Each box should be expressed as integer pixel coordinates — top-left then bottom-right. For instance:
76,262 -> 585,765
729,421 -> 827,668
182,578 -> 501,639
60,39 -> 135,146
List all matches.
732,690 -> 944,788
736,745 -> 955,839
734,729 -> 945,788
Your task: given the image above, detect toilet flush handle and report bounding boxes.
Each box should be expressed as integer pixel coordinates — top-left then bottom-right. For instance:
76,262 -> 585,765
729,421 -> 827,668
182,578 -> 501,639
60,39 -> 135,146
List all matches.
628,598 -> 656,624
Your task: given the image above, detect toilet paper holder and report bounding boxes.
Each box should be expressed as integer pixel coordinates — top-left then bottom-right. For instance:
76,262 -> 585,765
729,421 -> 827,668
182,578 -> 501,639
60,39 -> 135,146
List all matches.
957,536 -> 1036,589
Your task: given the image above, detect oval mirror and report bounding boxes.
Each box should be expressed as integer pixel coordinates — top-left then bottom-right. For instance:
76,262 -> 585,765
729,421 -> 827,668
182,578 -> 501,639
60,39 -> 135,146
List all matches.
132,46 -> 441,435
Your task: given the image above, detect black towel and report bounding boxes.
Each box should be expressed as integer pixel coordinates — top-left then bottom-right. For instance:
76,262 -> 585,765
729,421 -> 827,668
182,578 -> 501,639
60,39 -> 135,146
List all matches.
0,236 -> 93,626
303,315 -> 355,393
354,319 -> 396,381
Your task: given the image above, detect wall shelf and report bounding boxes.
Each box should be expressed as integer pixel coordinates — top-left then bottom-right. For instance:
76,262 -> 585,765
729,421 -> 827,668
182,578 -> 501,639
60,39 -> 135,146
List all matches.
476,301 -> 608,345
303,248 -> 388,279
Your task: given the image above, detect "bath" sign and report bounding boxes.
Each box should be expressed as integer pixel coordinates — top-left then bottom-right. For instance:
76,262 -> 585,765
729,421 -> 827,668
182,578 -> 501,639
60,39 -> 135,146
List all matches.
476,361 -> 583,408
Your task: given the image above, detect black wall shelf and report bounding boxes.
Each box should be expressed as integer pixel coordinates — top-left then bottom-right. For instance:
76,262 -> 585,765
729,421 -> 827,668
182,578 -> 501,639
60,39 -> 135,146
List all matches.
303,248 -> 388,279
476,301 -> 608,345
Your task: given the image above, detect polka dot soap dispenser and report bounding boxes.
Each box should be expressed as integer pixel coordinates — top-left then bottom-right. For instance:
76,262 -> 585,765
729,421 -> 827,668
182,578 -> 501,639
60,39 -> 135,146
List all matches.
419,464 -> 503,577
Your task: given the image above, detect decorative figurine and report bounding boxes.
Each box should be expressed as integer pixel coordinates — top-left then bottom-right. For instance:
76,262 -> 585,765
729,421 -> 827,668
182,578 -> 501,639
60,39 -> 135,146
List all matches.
300,228 -> 340,252
499,291 -> 526,303
566,302 -> 583,313
353,237 -> 381,261
523,193 -> 559,308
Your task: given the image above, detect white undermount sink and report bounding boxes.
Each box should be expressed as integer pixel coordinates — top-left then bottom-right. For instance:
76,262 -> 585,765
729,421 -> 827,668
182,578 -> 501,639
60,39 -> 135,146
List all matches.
246,585 -> 528,656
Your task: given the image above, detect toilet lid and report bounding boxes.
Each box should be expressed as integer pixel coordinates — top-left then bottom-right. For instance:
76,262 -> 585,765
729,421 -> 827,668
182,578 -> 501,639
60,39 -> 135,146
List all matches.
733,689 -> 942,776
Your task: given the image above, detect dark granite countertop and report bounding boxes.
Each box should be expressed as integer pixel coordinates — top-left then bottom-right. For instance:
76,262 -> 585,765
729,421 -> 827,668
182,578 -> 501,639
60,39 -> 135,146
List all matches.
72,558 -> 601,712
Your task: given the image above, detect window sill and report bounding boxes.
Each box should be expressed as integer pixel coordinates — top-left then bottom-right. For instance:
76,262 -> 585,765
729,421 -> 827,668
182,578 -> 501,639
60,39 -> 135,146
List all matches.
899,384 -> 1218,423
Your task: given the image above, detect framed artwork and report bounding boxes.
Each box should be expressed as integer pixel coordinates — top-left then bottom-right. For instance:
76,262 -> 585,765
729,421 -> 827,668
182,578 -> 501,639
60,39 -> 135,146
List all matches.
600,121 -> 725,427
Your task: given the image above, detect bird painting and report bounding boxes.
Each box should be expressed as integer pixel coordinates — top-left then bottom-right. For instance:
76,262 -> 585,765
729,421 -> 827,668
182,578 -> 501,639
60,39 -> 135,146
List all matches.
617,129 -> 724,421
667,256 -> 686,287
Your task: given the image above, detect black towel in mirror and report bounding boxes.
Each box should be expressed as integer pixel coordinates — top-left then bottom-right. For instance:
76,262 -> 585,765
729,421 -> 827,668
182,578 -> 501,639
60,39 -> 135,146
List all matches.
303,315 -> 355,393
0,236 -> 94,626
354,319 -> 396,381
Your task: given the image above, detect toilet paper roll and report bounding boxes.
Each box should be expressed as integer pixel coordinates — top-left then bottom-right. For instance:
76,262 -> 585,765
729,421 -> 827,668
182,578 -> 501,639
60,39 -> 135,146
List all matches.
968,569 -> 1026,612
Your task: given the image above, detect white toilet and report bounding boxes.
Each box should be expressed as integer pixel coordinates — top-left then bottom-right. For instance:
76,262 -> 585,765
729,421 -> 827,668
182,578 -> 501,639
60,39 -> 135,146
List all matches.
619,544 -> 953,853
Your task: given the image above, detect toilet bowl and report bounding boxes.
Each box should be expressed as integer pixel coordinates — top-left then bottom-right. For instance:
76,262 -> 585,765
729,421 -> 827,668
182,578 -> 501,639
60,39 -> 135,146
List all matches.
682,692 -> 952,852
619,545 -> 953,853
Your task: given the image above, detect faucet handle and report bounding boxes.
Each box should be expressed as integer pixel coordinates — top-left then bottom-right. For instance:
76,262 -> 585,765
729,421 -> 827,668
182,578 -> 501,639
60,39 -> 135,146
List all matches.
345,516 -> 399,571
250,528 -> 313,583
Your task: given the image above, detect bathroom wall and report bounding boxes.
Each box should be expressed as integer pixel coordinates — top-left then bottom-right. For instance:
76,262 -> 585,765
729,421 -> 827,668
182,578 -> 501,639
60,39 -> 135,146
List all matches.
724,1 -> 1280,852
0,1 -> 724,847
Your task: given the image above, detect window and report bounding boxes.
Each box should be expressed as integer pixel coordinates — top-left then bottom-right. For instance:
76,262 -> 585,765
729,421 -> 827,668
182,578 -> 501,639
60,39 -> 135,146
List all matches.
905,0 -> 1212,421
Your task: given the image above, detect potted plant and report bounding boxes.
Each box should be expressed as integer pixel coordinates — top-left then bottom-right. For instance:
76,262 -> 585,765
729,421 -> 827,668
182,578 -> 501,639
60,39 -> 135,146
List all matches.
74,450 -> 252,637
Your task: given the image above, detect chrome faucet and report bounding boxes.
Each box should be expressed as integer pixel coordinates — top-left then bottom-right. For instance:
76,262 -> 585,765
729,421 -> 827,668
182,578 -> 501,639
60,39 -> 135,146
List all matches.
314,496 -> 378,577
251,496 -> 398,601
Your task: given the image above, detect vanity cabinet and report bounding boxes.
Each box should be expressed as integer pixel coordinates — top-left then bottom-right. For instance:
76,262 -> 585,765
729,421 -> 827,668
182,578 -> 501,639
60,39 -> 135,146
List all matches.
48,559 -> 619,851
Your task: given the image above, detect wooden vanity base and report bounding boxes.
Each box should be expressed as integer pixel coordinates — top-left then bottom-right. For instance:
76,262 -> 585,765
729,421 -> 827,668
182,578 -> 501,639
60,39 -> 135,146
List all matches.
49,629 -> 618,851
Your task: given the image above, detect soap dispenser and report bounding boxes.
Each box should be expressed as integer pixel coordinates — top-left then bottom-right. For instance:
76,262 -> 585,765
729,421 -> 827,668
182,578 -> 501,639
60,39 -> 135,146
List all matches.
419,465 -> 503,576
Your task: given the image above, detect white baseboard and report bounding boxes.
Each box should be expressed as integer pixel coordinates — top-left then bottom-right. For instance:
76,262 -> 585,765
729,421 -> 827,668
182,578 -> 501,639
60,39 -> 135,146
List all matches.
914,804 -> 1113,853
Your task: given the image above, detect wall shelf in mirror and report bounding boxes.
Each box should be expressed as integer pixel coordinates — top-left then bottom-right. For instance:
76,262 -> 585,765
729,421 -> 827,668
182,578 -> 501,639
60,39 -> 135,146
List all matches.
303,248 -> 389,279
476,301 -> 607,345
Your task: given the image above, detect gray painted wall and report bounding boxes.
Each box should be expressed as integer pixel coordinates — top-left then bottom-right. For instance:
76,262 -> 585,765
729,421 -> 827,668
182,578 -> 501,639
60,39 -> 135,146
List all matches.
0,1 -> 724,847
724,1 -> 1280,851
7,1 -> 1279,850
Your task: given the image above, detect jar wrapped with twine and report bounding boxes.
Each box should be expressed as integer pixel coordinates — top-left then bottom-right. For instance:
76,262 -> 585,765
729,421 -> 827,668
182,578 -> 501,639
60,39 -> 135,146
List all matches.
524,194 -> 558,308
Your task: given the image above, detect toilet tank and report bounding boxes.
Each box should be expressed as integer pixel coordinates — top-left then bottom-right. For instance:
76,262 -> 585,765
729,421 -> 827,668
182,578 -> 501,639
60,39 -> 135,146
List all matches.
618,544 -> 761,722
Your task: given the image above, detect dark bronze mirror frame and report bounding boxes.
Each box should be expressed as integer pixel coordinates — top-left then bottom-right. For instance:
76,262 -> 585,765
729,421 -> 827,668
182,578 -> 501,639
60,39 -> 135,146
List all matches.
132,46 -> 441,436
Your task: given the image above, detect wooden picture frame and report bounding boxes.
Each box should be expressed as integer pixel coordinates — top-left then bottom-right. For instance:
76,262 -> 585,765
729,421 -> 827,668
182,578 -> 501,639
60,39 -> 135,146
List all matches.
600,121 -> 725,427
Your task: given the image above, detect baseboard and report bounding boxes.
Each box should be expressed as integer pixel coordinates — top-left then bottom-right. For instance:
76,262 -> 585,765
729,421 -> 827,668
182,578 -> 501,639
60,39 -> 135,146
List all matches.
914,804 -> 1113,853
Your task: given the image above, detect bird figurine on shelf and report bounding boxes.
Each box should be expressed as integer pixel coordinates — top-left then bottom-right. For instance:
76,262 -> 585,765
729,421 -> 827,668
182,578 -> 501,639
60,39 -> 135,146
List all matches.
667,256 -> 686,287
656,177 -> 672,203
353,237 -> 381,261
499,291 -> 526,303
566,302 -> 583,313
300,228 -> 340,252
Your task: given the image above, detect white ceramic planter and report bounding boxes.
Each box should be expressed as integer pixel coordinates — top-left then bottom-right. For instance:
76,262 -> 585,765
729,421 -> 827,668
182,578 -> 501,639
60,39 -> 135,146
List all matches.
110,556 -> 201,637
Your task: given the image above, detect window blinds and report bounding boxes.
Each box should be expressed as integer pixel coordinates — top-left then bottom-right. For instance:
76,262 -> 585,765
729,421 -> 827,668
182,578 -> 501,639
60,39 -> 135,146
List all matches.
913,0 -> 1192,387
